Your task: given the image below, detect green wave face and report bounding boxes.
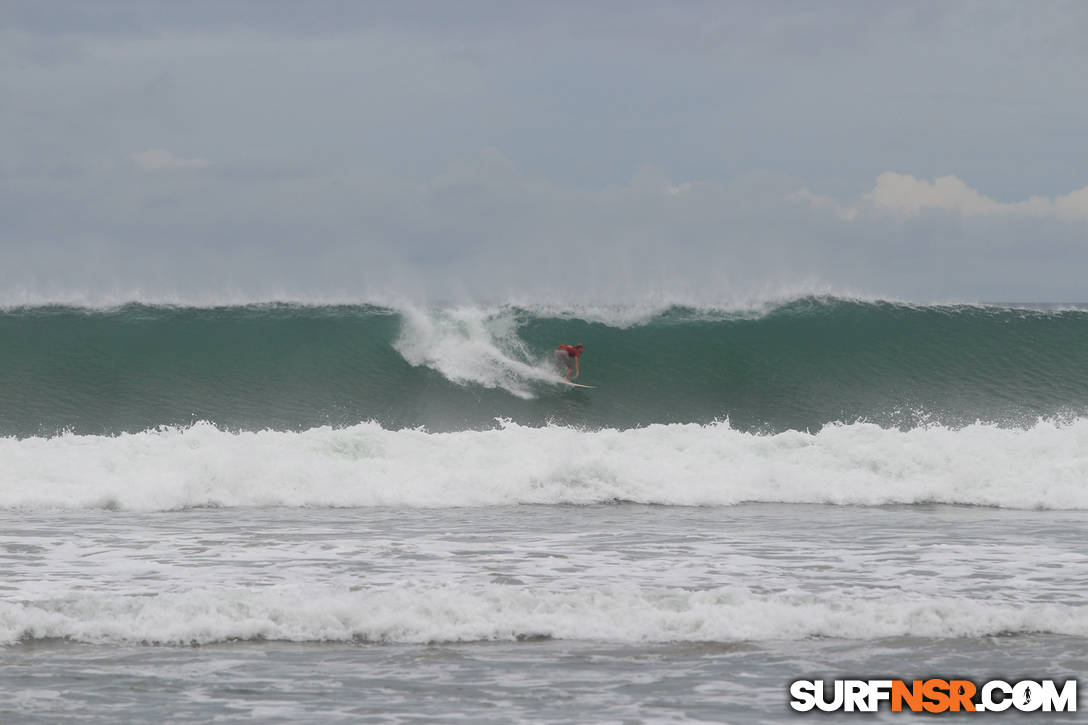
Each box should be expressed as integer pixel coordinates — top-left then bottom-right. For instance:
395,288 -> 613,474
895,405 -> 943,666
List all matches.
3,298 -> 1088,436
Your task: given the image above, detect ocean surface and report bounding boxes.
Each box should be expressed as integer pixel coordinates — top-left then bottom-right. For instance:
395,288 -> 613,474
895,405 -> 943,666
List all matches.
2,296 -> 1086,722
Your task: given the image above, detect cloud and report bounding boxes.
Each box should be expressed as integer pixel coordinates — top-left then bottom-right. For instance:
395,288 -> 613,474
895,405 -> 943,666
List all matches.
788,188 -> 858,221
866,172 -> 1088,221
797,173 -> 1088,222
866,173 -> 999,216
4,145 -> 1088,304
131,149 -> 211,172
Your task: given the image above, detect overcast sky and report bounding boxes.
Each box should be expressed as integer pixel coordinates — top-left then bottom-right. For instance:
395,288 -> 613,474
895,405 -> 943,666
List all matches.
3,0 -> 1087,304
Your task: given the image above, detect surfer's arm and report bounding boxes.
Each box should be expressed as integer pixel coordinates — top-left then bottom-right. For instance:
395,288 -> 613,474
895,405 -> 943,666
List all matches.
574,359 -> 580,378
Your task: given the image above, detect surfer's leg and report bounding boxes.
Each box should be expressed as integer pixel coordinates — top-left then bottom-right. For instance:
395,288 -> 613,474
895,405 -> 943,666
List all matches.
553,349 -> 568,374
554,349 -> 573,378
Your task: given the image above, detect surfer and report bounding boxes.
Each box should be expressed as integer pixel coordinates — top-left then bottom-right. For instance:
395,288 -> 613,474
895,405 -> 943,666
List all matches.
554,343 -> 584,380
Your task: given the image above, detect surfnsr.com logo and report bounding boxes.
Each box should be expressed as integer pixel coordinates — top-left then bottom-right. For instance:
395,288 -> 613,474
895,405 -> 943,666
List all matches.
789,679 -> 1077,713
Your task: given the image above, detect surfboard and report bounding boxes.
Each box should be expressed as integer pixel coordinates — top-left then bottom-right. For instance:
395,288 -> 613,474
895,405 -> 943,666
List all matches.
560,380 -> 594,389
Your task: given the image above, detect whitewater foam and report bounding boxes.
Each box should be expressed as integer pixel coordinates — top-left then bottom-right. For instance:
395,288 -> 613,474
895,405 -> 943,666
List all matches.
4,583 -> 1084,646
392,305 -> 570,397
4,419 -> 1087,512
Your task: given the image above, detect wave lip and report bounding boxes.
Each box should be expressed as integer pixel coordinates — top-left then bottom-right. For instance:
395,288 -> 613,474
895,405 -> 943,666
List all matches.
3,419 -> 1087,512
4,584 -> 1084,646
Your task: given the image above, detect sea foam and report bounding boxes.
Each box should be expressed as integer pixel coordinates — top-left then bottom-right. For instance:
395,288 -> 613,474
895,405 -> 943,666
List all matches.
3,419 -> 1087,511
3,583 -> 1084,646
393,305 -> 561,398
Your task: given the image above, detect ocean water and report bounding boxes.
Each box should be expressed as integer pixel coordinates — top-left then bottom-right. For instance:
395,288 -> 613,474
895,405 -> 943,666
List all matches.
2,297 -> 1086,722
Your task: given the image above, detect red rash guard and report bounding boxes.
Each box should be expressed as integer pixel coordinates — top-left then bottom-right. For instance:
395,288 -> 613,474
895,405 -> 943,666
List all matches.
558,345 -> 582,358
